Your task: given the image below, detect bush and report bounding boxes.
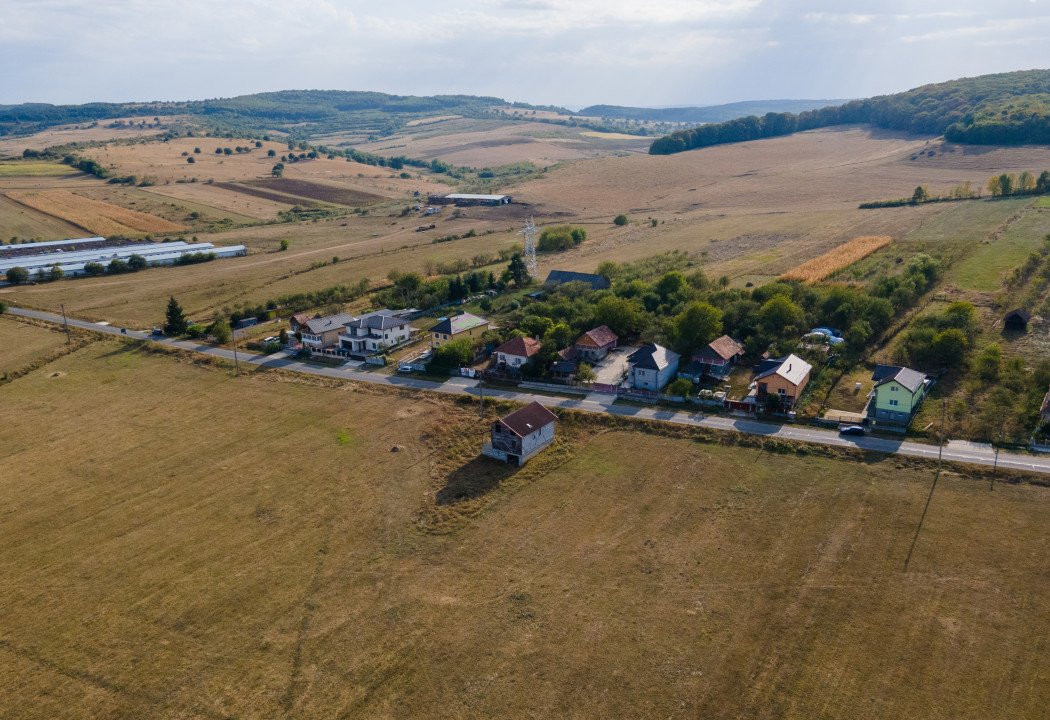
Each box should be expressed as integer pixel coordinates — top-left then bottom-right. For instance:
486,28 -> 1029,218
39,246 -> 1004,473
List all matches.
262,341 -> 283,354
83,261 -> 105,276
666,377 -> 694,397
4,266 -> 29,284
108,258 -> 129,274
0,300 -> 7,314
127,254 -> 147,271
430,338 -> 474,369
613,214 -> 629,226
185,323 -> 207,339
537,225 -> 587,252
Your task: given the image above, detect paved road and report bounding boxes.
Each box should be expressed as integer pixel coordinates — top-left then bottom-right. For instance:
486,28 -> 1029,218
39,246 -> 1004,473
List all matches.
9,305 -> 1050,476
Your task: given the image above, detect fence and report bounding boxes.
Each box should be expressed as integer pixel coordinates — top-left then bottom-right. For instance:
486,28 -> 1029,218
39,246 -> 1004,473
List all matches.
520,381 -> 588,396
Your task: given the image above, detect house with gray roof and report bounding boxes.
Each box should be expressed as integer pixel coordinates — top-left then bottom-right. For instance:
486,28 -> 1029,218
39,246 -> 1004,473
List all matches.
627,342 -> 680,391
867,364 -> 930,428
299,313 -> 356,350
338,309 -> 415,355
429,312 -> 490,348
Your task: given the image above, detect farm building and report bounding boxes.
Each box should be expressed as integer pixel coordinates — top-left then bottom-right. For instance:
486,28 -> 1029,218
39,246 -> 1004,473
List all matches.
0,239 -> 245,278
430,312 -> 490,348
544,270 -> 611,291
428,193 -> 512,207
482,401 -> 557,466
1004,309 -> 1031,332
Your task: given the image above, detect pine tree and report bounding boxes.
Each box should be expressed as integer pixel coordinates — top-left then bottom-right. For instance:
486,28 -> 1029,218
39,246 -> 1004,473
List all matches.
164,296 -> 189,336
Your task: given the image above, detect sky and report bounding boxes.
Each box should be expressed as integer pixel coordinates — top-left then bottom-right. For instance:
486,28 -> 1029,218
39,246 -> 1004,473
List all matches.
2,0 -> 1049,108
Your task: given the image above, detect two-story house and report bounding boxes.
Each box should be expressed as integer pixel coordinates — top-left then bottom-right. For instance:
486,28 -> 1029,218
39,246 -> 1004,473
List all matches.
679,334 -> 744,381
492,336 -> 542,372
299,313 -> 356,350
752,354 -> 812,409
627,343 -> 680,391
430,312 -> 490,348
338,309 -> 414,355
573,325 -> 618,362
868,364 -> 929,428
482,401 -> 557,466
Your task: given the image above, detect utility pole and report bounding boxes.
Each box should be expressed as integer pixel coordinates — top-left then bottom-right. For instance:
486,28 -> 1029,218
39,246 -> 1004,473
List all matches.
60,304 -> 71,344
479,384 -> 484,419
231,329 -> 241,375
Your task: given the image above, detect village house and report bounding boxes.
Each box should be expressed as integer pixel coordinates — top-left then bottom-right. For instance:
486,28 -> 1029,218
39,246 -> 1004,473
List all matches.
751,354 -> 812,409
679,334 -> 745,381
482,401 -> 557,466
289,312 -> 312,333
298,313 -> 356,350
429,312 -> 490,348
627,342 -> 680,391
868,364 -> 930,428
544,269 -> 611,291
492,336 -> 543,372
573,325 -> 618,362
337,309 -> 414,355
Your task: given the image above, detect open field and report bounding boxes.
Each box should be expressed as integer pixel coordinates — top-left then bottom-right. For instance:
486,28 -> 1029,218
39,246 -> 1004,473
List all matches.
143,181 -> 294,220
245,177 -> 384,206
353,118 -> 651,166
781,235 -> 891,282
75,185 -> 261,228
6,189 -> 186,235
0,315 -> 69,377
0,161 -> 79,177
0,194 -> 84,241
948,202 -> 1050,291
0,342 -> 1047,718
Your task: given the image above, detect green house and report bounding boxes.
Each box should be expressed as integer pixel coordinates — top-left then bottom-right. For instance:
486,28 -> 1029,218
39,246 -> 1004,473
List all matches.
868,365 -> 929,428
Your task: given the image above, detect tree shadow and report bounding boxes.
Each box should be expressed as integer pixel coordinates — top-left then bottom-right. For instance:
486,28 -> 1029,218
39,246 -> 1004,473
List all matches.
436,455 -> 518,506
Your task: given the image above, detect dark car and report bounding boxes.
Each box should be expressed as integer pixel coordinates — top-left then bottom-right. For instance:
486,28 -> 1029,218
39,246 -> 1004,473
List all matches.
839,425 -> 865,436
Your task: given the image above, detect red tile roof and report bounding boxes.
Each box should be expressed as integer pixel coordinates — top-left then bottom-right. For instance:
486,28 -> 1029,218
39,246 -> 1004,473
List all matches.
575,325 -> 618,348
706,335 -> 744,361
498,402 -> 557,437
495,336 -> 542,358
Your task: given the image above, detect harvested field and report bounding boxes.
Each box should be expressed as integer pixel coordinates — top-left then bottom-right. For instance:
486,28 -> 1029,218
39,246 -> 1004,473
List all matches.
76,186 -> 259,228
0,194 -> 84,241
781,235 -> 892,282
6,189 -> 186,235
0,315 -> 69,378
215,181 -> 320,207
143,182 -> 294,220
0,342 -> 1047,719
245,177 -> 384,206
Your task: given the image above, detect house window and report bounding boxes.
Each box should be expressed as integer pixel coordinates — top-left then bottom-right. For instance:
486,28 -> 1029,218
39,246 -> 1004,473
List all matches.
889,399 -> 899,406
891,386 -> 898,391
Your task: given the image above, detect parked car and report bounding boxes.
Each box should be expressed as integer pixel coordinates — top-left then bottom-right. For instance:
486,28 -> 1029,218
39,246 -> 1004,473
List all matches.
263,336 -> 278,343
150,327 -> 164,337
839,425 -> 866,436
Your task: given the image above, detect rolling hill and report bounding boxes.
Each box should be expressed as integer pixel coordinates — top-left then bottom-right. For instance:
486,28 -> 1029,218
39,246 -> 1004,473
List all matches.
650,69 -> 1050,154
578,99 -> 849,124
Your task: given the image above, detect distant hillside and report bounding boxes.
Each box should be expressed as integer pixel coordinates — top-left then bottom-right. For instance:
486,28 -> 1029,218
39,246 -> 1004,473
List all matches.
578,99 -> 848,124
650,70 -> 1050,155
0,90 -> 572,139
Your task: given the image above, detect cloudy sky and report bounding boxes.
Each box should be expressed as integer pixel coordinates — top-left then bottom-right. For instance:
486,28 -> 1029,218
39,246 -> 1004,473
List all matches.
2,0 -> 1048,108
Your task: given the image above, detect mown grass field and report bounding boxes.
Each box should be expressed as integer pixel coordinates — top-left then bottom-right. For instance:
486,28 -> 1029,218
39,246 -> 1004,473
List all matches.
948,201 -> 1050,291
0,342 -> 1047,719
0,314 -> 69,377
0,161 -> 78,177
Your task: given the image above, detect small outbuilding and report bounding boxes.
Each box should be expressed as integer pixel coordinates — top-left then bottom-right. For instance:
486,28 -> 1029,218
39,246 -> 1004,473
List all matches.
482,402 -> 557,466
1004,309 -> 1031,332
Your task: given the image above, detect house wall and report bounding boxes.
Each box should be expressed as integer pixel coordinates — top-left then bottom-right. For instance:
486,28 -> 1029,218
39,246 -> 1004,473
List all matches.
432,323 -> 488,348
575,342 -> 612,362
874,380 -> 922,415
757,371 -> 809,402
302,327 -> 342,348
630,358 -> 679,391
496,352 -> 530,368
520,422 -> 555,460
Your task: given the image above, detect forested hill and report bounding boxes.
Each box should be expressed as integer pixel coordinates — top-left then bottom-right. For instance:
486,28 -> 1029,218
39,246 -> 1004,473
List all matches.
649,70 -> 1050,155
0,90 -> 570,137
579,99 -> 848,124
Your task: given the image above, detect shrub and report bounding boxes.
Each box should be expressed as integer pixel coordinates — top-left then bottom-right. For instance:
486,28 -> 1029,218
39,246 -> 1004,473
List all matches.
613,214 -> 629,226
430,338 -> 474,369
666,378 -> 694,397
127,254 -> 147,271
537,225 -> 587,252
83,261 -> 105,276
5,266 -> 29,284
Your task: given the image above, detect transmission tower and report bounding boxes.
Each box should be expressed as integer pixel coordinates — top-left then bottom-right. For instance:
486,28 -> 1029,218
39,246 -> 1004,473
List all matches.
521,217 -> 538,278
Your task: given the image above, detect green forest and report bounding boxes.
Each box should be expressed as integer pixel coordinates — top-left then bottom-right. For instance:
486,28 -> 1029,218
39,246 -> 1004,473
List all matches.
649,69 -> 1050,154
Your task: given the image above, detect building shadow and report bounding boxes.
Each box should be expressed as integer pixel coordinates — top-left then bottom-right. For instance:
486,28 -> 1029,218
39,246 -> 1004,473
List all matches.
436,455 -> 518,505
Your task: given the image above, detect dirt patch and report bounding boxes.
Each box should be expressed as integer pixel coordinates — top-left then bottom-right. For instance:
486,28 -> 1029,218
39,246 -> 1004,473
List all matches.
245,178 -> 385,206
704,233 -> 799,263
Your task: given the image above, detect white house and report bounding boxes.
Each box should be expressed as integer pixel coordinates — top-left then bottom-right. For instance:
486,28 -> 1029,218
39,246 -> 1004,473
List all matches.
338,309 -> 414,355
626,343 -> 680,391
482,402 -> 557,466
492,336 -> 543,372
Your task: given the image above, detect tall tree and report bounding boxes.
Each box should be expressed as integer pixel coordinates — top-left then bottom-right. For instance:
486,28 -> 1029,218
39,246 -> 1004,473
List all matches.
164,296 -> 189,336
671,301 -> 723,354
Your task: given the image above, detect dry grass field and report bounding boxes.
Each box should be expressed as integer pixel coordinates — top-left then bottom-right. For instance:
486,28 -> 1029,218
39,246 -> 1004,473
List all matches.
6,189 -> 186,235
0,116 -> 186,157
781,235 -> 892,282
142,181 -> 294,220
0,194 -> 84,241
0,342 -> 1047,719
0,314 -> 70,377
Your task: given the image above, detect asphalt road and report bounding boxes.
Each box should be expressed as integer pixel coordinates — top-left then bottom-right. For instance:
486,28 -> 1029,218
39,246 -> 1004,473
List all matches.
9,305 -> 1050,476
